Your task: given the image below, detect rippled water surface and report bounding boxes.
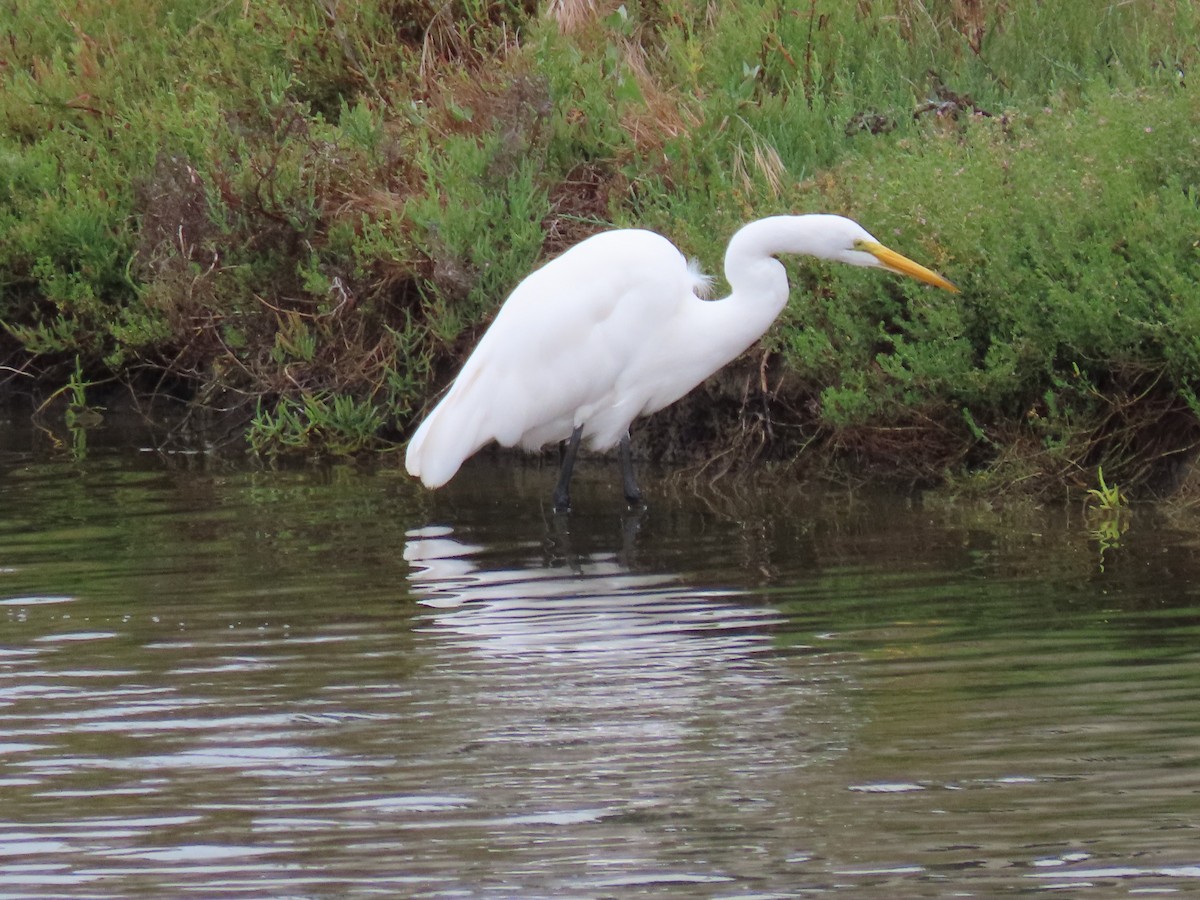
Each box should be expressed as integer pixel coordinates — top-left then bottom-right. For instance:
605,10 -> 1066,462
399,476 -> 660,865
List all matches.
3,427 -> 1200,897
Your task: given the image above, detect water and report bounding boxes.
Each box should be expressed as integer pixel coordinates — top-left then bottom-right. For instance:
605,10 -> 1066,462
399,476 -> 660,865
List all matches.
3,426 -> 1200,896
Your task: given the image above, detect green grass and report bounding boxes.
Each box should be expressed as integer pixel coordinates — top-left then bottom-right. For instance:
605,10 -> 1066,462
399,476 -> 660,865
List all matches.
1,0 -> 1197,493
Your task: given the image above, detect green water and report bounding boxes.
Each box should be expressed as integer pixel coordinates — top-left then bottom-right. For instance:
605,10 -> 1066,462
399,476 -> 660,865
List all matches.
2,426 -> 1200,897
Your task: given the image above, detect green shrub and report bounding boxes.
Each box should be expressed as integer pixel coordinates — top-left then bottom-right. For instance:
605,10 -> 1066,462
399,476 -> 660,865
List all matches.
770,85 -> 1199,490
248,392 -> 387,458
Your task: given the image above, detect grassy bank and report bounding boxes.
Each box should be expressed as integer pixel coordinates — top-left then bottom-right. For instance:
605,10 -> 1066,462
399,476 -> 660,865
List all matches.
1,0 -> 1197,497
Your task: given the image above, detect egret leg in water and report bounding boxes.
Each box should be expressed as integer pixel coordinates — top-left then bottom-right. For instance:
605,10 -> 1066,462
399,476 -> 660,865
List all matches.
553,425 -> 584,513
552,428 -> 642,513
619,433 -> 643,508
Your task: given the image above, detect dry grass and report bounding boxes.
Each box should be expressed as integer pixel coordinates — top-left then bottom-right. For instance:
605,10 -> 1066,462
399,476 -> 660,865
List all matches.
616,42 -> 702,157
545,0 -> 604,33
731,137 -> 789,201
891,0 -> 1009,51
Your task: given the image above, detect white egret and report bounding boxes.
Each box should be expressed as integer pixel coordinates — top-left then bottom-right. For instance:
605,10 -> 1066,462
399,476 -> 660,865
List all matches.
405,214 -> 958,510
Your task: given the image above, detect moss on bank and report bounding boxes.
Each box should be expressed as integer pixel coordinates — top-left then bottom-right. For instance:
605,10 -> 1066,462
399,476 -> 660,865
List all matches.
1,0 -> 1197,497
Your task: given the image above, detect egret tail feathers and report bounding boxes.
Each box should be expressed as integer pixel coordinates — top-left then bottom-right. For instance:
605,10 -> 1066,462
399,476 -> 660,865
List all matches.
404,393 -> 490,489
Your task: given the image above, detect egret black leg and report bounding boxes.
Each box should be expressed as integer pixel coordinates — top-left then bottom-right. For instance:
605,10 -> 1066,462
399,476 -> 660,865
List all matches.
619,432 -> 643,507
617,506 -> 645,567
553,424 -> 584,513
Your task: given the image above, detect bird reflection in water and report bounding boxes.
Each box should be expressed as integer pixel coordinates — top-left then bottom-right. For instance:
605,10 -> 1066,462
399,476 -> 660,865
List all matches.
400,519 -> 851,893
403,517 -> 781,663
403,518 -> 854,897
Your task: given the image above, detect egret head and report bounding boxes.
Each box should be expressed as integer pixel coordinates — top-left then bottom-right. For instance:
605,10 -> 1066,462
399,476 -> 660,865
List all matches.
821,216 -> 959,293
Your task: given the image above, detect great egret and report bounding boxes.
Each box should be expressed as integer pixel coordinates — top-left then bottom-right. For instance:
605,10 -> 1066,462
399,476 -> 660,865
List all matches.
405,214 -> 958,510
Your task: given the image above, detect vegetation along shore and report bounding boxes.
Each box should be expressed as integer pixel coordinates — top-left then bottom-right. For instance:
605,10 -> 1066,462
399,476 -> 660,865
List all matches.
1,1 -> 1197,499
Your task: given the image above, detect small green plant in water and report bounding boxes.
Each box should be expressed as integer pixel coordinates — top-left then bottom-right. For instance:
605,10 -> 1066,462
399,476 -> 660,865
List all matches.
28,357 -> 105,460
64,357 -> 104,428
1086,466 -> 1129,572
33,356 -> 104,429
1086,466 -> 1127,512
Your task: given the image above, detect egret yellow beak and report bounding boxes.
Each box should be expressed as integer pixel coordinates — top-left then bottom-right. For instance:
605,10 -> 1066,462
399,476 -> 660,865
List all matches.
862,241 -> 959,293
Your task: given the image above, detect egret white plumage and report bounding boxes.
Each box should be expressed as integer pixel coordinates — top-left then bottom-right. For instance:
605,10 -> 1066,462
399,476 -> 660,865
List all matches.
405,214 -> 958,510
